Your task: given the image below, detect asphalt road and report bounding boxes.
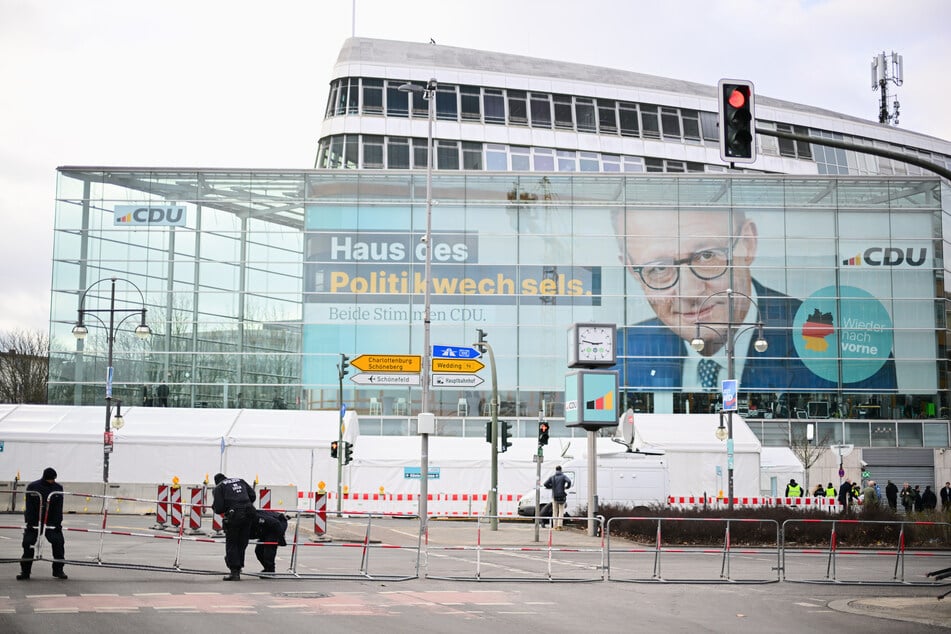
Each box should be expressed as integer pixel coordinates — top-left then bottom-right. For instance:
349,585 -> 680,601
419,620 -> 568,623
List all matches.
1,513 -> 950,632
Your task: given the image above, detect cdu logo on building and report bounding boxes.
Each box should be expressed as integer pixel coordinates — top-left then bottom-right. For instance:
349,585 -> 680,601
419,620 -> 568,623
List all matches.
114,205 -> 186,227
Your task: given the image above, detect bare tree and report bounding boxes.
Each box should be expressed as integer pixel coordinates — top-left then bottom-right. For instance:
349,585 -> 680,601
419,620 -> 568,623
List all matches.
0,329 -> 50,403
788,428 -> 834,492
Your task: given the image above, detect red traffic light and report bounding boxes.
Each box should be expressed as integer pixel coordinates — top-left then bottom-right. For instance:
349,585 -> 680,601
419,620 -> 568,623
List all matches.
728,88 -> 747,109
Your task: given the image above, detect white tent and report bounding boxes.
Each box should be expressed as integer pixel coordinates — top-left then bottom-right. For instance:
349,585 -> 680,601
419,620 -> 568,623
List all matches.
0,404 -> 342,488
625,413 -> 762,498
759,447 -> 805,497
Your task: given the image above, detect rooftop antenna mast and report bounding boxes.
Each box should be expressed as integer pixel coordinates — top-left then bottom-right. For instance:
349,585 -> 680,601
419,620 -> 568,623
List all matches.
871,51 -> 903,126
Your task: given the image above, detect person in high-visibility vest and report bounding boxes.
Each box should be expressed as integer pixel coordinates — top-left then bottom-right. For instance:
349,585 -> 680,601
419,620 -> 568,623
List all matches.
825,483 -> 836,497
785,479 -> 803,497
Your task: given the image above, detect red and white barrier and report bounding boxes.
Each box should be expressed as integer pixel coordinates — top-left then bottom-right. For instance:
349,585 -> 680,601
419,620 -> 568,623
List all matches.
667,495 -> 843,510
314,492 -> 327,536
258,487 -> 271,510
152,484 -> 169,529
187,486 -> 204,535
169,486 -> 183,528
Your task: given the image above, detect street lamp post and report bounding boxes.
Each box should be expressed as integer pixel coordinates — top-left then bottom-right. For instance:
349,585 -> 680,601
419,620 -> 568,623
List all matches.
399,78 -> 437,529
72,277 -> 151,484
690,287 -> 767,511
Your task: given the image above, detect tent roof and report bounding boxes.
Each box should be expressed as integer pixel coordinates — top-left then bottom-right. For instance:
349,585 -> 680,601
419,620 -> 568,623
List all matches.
629,413 -> 761,452
760,446 -> 804,470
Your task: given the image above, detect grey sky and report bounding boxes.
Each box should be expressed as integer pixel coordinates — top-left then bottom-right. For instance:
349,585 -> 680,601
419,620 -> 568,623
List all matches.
1,0 -> 948,333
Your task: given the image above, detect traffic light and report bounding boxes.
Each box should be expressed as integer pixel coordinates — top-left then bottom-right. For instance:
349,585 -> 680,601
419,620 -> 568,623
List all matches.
500,420 -> 512,452
343,441 -> 353,465
475,329 -> 488,352
330,440 -> 339,459
718,79 -> 756,163
338,353 -> 350,379
485,420 -> 492,443
538,422 -> 549,446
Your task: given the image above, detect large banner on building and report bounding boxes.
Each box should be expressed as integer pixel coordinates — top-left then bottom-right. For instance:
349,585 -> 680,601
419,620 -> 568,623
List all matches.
303,202 -> 936,395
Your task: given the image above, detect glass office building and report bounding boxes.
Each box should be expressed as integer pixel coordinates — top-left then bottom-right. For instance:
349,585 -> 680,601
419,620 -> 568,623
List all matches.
50,169 -> 950,448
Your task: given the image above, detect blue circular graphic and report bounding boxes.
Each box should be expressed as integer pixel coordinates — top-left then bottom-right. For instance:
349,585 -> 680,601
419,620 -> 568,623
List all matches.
793,285 -> 893,383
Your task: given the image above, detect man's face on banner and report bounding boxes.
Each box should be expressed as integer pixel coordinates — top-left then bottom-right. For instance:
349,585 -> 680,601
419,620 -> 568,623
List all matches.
618,209 -> 758,354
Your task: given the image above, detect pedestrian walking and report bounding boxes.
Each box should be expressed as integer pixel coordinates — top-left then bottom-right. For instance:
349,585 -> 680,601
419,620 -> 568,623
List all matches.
543,466 -> 571,530
940,482 -> 951,511
885,480 -> 898,510
922,485 -> 938,511
251,509 -> 288,575
861,480 -> 879,507
212,473 -> 257,581
18,467 -> 67,580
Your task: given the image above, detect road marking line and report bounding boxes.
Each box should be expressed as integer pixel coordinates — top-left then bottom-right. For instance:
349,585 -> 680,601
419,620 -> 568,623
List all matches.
154,606 -> 199,611
35,608 -> 79,613
185,592 -> 221,595
269,604 -> 308,609
26,594 -> 67,599
81,593 -> 119,597
795,602 -> 821,607
134,592 -> 171,596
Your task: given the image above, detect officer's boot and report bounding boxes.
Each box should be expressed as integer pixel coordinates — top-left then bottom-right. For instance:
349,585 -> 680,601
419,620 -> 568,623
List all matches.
223,568 -> 241,581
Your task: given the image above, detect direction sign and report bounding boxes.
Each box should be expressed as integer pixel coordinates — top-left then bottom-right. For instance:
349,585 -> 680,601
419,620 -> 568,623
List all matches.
432,373 -> 484,388
351,354 -> 421,373
431,358 -> 485,373
350,373 -> 421,386
433,345 -> 481,359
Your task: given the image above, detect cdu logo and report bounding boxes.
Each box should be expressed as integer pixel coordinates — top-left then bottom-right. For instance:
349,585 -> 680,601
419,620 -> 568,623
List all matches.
841,246 -> 927,267
114,205 -> 186,227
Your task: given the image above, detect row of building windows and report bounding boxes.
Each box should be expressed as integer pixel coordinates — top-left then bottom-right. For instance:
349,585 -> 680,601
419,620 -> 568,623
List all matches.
314,134 -> 709,173
322,77 -> 951,176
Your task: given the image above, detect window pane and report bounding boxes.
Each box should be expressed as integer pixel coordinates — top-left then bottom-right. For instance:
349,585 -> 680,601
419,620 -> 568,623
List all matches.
554,94 -> 573,130
641,105 -> 660,139
460,85 -> 481,121
413,138 -> 429,169
363,135 -> 384,168
644,157 -> 664,172
682,109 -> 701,141
924,423 -> 949,447
598,100 -> 618,134
508,90 -> 527,125
623,156 -> 644,172
484,89 -> 505,124
511,146 -> 530,171
436,140 -> 459,169
619,103 -> 639,137
485,144 -> 508,171
462,142 -> 483,170
387,81 -> 409,117
436,84 -> 458,121
897,422 -> 923,447
387,138 -> 410,169
576,98 -> 596,132
700,111 -> 718,141
362,78 -> 383,115
347,79 -> 359,114
344,134 -> 358,168
326,82 -> 339,118
557,150 -> 576,172
579,151 -> 599,172
602,154 -> 620,172
661,107 -> 681,139
530,93 -> 552,128
411,90 -> 427,118
533,148 -> 554,171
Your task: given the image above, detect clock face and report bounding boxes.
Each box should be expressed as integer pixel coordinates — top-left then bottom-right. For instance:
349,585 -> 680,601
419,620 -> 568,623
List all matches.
577,325 -> 614,361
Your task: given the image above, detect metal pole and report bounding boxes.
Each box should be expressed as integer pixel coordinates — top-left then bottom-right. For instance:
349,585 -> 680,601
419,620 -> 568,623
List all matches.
336,360 -> 344,514
104,278 -> 116,485
484,341 -> 499,530
726,289 -> 735,511
419,78 -> 436,531
534,407 -> 543,543
587,430 -> 597,536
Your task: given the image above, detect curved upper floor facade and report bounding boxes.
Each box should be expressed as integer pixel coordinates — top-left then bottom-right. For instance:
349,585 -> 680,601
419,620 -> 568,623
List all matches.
316,38 -> 951,179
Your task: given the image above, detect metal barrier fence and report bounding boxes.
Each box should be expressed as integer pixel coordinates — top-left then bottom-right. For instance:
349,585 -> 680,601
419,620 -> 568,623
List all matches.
4,492 -> 951,587
606,516 -> 782,583
425,514 -> 605,582
782,518 -> 951,585
0,490 -> 422,581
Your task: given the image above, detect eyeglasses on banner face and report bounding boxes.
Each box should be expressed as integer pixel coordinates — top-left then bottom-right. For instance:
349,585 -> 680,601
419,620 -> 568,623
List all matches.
627,238 -> 739,290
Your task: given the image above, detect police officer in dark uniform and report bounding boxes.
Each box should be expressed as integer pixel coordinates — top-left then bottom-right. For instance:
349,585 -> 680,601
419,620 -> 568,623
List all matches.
250,509 -> 288,575
18,467 -> 67,580
212,473 -> 256,581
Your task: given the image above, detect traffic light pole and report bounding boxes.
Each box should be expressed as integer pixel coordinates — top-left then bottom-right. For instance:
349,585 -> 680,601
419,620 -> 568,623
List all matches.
534,407 -> 545,543
474,330 -> 500,531
336,353 -> 348,513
